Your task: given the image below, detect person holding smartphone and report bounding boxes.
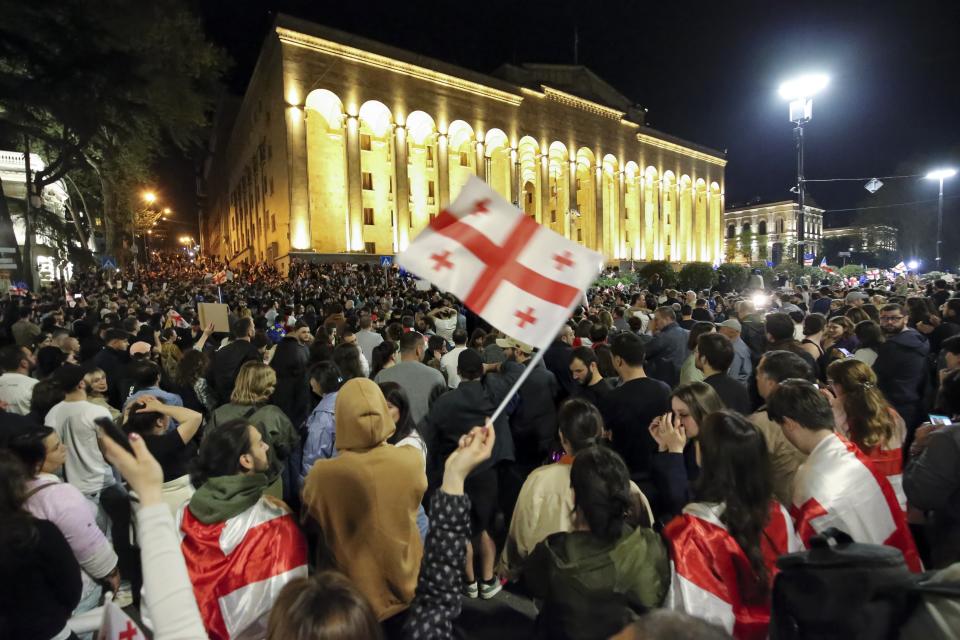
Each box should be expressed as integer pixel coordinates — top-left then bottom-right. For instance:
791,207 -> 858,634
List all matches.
904,370 -> 960,568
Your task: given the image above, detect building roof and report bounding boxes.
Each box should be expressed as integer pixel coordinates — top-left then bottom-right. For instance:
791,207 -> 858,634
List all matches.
725,199 -> 825,214
272,14 -> 724,161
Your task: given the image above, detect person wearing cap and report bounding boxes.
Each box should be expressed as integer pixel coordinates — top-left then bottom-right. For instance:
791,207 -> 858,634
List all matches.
91,327 -> 131,409
717,318 -> 752,385
496,337 -> 559,479
423,347 -> 523,600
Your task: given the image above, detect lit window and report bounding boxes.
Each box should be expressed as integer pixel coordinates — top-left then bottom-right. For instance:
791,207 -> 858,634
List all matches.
363,208 -> 375,225
365,242 -> 376,254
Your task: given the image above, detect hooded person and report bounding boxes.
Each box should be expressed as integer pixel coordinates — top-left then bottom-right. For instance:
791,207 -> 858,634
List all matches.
303,377 -> 427,623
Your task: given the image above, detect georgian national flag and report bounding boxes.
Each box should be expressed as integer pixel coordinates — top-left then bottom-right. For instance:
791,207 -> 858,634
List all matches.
790,433 -> 921,572
167,308 -> 189,329
892,261 -> 907,274
664,501 -> 802,639
178,496 -> 308,639
397,176 -> 602,350
9,281 -> 28,296
212,270 -> 227,285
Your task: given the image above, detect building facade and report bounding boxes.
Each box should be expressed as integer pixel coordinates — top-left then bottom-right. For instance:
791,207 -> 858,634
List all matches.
822,224 -> 898,254
0,150 -> 71,283
203,15 -> 727,270
723,200 -> 824,264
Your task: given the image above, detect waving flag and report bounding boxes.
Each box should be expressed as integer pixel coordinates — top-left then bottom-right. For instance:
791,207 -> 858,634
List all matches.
891,261 -> 907,274
397,176 -> 602,350
819,258 -> 835,274
803,253 -> 815,266
212,270 -> 227,285
665,501 -> 801,639
9,281 -> 28,296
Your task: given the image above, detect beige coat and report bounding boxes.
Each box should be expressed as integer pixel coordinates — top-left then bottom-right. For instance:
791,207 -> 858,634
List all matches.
750,409 -> 808,506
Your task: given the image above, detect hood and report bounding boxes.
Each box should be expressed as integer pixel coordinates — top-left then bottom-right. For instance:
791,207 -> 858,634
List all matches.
545,527 -> 668,595
887,328 -> 930,354
334,378 -> 396,451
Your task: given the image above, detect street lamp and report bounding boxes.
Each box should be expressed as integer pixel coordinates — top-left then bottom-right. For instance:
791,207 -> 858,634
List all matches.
142,191 -> 157,204
779,73 -> 829,265
925,167 -> 956,270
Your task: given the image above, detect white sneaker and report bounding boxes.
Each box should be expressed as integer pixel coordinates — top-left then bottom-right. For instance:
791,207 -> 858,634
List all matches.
463,581 -> 479,599
480,578 -> 502,600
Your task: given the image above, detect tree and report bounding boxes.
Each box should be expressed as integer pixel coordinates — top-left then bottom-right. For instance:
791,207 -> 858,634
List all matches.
717,263 -> 749,290
678,262 -> 717,292
638,261 -> 677,289
0,0 -> 227,263
738,227 -> 754,261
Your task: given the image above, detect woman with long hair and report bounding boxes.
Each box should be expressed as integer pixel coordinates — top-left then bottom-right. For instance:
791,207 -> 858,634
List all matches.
174,348 -> 216,414
270,333 -> 312,429
369,340 -> 397,379
826,358 -> 907,509
523,446 -> 669,639
0,450 -> 82,640
852,320 -> 884,367
648,381 -> 726,518
663,411 -> 801,638
380,381 -> 430,542
468,328 -> 487,352
209,361 -> 300,502
501,398 -> 605,578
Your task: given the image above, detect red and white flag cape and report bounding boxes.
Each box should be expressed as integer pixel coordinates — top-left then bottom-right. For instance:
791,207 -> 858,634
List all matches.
179,497 -> 308,639
664,501 -> 802,639
790,433 -> 921,572
397,176 -> 602,350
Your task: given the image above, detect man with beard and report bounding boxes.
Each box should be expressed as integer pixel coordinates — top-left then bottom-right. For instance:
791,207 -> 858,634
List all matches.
569,346 -> 613,407
874,303 -> 930,430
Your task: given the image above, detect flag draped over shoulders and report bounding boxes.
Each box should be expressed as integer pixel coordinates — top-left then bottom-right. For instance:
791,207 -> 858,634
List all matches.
664,501 -> 801,639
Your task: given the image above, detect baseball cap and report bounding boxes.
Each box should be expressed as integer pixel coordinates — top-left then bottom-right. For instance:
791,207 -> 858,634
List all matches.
129,341 -> 152,356
845,292 -> 869,303
495,337 -> 534,354
51,363 -> 87,391
716,318 -> 742,332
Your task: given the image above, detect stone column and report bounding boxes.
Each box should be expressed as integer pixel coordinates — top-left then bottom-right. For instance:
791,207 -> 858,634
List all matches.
393,125 -> 410,252
539,155 -> 550,231
285,105 -> 311,252
509,148 -> 519,208
476,141 -> 486,182
344,114 -> 363,252
594,167 -> 603,255
438,133 -> 450,209
617,171 -> 625,260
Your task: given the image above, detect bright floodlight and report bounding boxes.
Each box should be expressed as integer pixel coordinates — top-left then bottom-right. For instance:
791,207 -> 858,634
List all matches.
778,74 -> 830,101
908,260 -> 919,270
142,191 -> 157,204
926,168 -> 957,181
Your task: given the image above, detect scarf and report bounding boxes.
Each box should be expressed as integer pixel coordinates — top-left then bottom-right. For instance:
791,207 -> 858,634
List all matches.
187,473 -> 269,524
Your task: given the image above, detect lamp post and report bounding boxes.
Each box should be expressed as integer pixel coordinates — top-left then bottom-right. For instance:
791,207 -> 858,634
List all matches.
779,74 -> 829,265
925,168 -> 956,270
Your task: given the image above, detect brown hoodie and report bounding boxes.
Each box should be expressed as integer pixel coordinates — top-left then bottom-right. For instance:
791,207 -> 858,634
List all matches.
303,378 -> 427,621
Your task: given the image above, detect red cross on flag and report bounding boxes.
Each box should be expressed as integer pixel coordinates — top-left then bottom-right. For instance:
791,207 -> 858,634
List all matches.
96,599 -> 144,640
398,176 -> 602,350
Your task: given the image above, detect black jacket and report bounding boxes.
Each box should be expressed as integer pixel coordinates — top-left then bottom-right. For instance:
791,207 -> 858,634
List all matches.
704,373 -> 752,415
508,360 -> 559,468
904,423 -> 960,568
642,323 -> 689,388
207,339 -> 261,404
424,360 -> 522,482
874,329 -> 930,428
543,340 -> 577,399
91,346 -> 130,409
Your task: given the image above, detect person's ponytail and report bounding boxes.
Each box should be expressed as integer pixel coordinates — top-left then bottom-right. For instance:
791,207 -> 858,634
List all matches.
570,446 -> 632,542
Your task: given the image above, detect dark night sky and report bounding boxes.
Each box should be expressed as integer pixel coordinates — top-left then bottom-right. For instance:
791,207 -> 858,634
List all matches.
161,0 -> 960,256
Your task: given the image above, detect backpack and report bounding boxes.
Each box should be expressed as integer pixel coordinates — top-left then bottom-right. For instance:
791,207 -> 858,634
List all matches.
770,528 -> 917,640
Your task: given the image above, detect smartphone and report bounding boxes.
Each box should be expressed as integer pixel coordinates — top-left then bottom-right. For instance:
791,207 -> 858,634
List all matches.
929,414 -> 952,426
95,417 -> 134,454
837,348 -> 852,357
73,293 -> 82,299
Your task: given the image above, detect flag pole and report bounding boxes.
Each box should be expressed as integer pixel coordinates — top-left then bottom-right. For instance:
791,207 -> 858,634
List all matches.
218,286 -> 222,304
489,347 -> 548,423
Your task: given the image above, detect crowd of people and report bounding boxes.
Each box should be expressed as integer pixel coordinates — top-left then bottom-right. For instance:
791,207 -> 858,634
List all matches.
1,251 -> 959,640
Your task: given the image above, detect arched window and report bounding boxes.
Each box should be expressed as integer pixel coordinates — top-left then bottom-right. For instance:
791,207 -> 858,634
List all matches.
727,224 -> 736,239
758,220 -> 767,235
742,222 -> 752,235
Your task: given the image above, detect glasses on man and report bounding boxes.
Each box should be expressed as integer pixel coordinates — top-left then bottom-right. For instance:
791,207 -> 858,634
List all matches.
879,315 -> 903,323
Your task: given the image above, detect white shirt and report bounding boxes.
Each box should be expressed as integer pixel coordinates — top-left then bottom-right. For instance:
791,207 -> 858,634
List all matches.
441,346 -> 467,388
356,329 -> 384,368
45,400 -> 114,495
432,315 -> 457,344
0,372 -> 37,415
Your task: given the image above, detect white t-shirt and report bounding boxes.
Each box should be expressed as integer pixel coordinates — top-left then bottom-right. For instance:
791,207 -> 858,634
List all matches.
396,429 -> 427,472
0,372 -> 38,415
432,315 -> 457,344
45,400 -> 114,495
441,346 -> 467,388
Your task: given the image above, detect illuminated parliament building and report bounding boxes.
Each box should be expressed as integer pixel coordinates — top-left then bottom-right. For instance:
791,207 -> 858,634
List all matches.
202,14 -> 728,270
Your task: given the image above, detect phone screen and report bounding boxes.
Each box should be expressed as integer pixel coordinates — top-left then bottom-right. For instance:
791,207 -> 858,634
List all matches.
837,347 -> 852,357
74,294 -> 82,299
929,414 -> 952,426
